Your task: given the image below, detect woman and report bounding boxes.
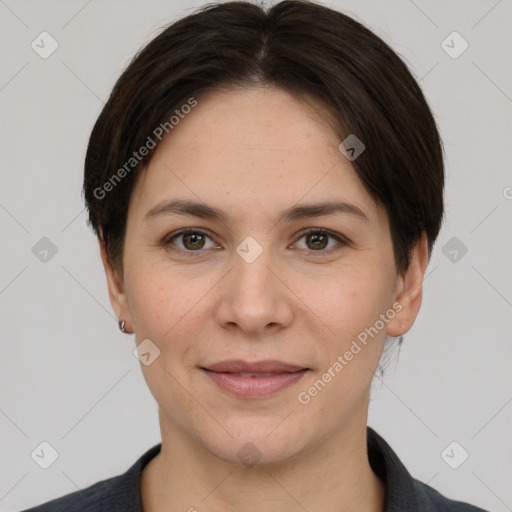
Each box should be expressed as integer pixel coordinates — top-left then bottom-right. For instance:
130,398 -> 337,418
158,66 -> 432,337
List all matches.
22,1 -> 489,510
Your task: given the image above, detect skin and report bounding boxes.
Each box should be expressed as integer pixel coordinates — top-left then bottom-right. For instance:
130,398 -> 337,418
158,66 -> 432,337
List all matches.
99,86 -> 428,512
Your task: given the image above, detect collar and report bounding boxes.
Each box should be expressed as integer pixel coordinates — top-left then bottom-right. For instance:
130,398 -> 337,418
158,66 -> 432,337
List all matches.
128,427 -> 418,511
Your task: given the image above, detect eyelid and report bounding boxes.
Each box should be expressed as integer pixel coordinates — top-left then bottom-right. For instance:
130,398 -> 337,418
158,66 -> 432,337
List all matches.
163,227 -> 349,254
292,227 -> 350,255
294,227 -> 350,244
163,228 -> 220,251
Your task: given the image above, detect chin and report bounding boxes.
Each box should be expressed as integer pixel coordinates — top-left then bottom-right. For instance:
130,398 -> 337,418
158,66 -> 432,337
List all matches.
215,439 -> 302,468
201,417 -> 308,467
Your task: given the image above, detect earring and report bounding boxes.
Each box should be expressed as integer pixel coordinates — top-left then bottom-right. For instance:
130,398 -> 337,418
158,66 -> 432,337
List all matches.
118,320 -> 131,334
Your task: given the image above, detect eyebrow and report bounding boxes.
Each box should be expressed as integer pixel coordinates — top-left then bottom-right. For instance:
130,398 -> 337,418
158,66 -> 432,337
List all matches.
144,198 -> 368,224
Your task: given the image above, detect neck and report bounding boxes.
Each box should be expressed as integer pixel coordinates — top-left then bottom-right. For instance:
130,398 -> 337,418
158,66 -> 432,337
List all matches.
141,413 -> 385,512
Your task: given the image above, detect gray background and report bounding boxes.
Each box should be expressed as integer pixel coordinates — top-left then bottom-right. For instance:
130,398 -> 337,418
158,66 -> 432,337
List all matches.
1,0 -> 511,510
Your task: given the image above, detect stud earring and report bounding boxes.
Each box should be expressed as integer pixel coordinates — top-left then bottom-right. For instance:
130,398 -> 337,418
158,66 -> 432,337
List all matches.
118,320 -> 131,334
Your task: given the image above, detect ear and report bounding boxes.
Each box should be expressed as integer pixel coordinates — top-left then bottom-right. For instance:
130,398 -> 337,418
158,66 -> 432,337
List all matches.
386,232 -> 429,337
98,230 -> 132,332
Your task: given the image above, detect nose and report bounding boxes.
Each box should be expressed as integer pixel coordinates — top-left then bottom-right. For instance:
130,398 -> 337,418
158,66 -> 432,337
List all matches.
215,242 -> 294,337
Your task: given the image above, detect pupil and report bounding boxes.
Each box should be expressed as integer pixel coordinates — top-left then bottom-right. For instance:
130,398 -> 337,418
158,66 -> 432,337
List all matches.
308,233 -> 327,250
185,233 -> 204,250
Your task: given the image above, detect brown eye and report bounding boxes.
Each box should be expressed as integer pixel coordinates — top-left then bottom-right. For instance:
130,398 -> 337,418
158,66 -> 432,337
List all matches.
182,232 -> 206,250
294,228 -> 347,255
164,229 -> 216,253
305,232 -> 329,251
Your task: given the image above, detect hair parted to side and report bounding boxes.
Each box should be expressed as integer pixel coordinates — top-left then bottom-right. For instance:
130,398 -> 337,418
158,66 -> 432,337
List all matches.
83,0 -> 444,277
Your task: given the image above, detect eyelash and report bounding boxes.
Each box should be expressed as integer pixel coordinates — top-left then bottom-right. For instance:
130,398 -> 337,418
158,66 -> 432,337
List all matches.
162,228 -> 349,257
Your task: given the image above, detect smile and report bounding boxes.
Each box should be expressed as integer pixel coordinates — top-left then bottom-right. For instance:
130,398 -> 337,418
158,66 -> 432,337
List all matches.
200,360 -> 311,399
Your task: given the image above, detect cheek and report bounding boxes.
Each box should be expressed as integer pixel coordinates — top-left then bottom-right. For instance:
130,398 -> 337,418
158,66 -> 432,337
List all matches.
294,276 -> 390,422
127,279 -> 171,339
126,267 -> 208,407
298,263 -> 395,393
304,263 -> 395,341
125,260 -> 200,346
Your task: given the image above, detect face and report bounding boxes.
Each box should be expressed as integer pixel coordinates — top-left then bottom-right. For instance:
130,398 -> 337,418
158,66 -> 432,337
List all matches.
101,86 -> 427,465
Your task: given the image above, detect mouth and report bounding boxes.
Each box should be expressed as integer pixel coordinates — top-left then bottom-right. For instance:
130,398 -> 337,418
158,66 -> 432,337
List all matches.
199,360 -> 311,399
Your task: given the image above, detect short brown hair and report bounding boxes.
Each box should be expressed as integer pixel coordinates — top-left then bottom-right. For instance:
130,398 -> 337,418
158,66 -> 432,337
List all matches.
83,0 -> 444,276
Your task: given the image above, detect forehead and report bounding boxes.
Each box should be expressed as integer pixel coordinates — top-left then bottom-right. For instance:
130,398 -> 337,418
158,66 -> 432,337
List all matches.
128,86 -> 381,225
190,87 -> 340,160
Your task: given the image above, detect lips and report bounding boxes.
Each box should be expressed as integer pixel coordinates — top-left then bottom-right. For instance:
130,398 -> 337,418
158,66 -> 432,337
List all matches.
200,360 -> 310,398
202,359 -> 309,374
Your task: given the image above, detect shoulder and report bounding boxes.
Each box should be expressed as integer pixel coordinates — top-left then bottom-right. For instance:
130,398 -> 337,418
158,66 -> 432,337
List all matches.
412,478 -> 489,512
19,443 -> 161,512
19,475 -> 128,512
366,426 -> 490,512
